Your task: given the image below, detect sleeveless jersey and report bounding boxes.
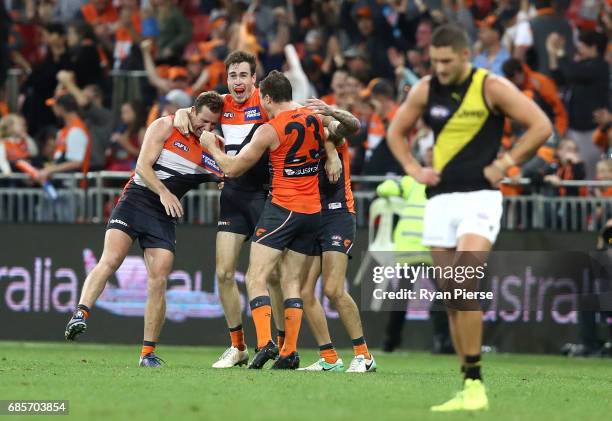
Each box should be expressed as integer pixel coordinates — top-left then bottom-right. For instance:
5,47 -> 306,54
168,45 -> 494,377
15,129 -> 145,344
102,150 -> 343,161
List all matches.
319,141 -> 355,214
220,89 -> 270,191
268,107 -> 325,214
423,67 -> 504,198
121,123 -> 222,219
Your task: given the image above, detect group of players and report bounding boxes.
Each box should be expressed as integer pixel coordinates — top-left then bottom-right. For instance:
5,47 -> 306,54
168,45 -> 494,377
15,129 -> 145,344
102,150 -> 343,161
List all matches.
64,24 -> 553,411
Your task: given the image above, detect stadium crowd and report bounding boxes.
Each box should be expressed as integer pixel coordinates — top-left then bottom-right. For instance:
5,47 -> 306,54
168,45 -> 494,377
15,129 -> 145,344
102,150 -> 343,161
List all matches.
0,0 -> 610,199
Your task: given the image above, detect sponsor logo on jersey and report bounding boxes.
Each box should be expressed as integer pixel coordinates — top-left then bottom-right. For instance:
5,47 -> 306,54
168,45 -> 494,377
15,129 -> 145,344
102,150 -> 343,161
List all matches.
109,218 -> 129,227
223,112 -> 235,119
174,141 -> 189,152
202,152 -> 223,177
430,105 -> 450,119
283,163 -> 319,177
457,109 -> 486,119
244,106 -> 262,121
328,202 -> 342,210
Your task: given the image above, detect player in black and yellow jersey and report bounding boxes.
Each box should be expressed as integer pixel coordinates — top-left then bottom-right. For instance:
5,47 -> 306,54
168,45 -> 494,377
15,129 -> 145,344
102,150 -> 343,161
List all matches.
387,25 -> 552,411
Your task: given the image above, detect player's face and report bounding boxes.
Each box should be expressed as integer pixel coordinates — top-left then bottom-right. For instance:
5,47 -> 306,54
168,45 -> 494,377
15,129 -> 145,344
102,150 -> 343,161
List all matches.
190,106 -> 220,137
259,91 -> 272,116
227,62 -> 256,104
430,46 -> 468,86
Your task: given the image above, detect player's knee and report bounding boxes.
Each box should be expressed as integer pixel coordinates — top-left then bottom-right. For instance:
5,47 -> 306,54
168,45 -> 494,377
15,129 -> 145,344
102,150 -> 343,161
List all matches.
323,283 -> 345,302
216,268 -> 235,285
300,286 -> 316,305
98,255 -> 123,274
148,276 -> 167,295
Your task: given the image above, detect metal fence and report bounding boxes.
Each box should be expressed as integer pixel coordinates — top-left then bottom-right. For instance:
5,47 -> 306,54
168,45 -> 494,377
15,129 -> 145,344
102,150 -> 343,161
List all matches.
1,172 -> 610,231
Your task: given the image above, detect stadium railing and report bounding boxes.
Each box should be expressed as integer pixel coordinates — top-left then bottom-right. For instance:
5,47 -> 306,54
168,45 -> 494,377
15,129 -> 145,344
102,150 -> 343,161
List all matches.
1,172 -> 610,231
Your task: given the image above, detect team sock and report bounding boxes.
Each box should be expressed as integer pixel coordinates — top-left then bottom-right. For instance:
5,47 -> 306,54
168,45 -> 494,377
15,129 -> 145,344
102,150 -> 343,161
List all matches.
280,298 -> 303,358
141,340 -> 156,357
277,330 -> 285,350
351,336 -> 371,359
250,296 -> 272,349
319,343 -> 339,364
76,304 -> 90,319
464,354 -> 482,382
229,324 -> 246,351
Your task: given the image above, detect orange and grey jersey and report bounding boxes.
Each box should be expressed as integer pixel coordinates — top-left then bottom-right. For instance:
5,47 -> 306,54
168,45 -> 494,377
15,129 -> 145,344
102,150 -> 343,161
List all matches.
319,141 -> 355,214
220,89 -> 270,191
120,123 -> 222,220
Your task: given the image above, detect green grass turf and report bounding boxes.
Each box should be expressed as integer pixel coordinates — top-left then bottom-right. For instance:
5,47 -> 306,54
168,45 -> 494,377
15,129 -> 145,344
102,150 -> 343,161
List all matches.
0,342 -> 611,421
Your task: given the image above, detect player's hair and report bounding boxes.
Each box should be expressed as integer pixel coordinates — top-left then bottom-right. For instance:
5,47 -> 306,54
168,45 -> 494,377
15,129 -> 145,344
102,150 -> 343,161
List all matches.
259,70 -> 293,103
431,24 -> 470,52
502,58 -> 524,79
194,91 -> 224,114
224,50 -> 257,75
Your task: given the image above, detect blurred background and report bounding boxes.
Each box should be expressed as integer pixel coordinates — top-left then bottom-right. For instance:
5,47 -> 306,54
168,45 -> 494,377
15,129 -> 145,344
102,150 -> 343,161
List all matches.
0,0 -> 611,357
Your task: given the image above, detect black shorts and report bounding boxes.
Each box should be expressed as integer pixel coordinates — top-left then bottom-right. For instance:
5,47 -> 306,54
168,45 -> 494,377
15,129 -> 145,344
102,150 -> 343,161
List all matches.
252,199 -> 321,255
311,211 -> 356,257
107,200 -> 176,253
218,186 -> 267,238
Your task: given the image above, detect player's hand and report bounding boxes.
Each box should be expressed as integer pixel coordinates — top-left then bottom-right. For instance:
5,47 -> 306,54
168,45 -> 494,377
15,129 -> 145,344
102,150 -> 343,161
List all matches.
159,190 -> 183,218
199,130 -> 217,149
305,98 -> 334,116
483,161 -> 506,187
173,108 -> 192,135
325,154 -> 342,184
413,167 -> 440,186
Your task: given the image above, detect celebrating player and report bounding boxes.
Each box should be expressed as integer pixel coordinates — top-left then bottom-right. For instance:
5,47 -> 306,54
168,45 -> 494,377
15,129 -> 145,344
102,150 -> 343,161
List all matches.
297,97 -> 375,373
387,24 -> 552,410
64,92 -> 225,367
200,70 -> 352,369
174,51 -> 286,368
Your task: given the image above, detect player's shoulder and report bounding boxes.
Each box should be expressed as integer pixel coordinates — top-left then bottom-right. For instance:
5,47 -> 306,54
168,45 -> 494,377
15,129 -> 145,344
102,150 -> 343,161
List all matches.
149,115 -> 175,137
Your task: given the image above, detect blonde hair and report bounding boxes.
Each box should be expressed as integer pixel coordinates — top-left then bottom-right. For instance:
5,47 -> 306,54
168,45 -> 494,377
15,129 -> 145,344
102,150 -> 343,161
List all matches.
0,114 -> 20,138
596,159 -> 612,172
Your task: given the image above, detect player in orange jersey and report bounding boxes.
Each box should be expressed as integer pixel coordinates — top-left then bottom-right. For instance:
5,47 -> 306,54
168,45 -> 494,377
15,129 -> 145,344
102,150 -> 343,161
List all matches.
200,70 -> 359,369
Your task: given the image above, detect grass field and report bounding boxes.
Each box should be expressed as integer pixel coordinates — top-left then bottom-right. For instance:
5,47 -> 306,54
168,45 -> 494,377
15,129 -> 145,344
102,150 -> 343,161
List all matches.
1,342 -> 611,421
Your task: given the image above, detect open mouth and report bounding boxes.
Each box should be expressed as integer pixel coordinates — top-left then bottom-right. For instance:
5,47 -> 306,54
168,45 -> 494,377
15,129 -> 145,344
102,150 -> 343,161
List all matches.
234,86 -> 245,94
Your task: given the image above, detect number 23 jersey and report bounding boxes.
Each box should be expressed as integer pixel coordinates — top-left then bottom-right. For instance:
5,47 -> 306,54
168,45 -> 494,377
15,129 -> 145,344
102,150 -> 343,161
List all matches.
267,107 -> 325,214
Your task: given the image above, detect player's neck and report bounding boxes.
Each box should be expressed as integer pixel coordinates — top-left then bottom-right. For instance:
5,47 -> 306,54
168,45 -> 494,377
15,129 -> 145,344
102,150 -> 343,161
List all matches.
454,64 -> 473,86
270,101 -> 299,118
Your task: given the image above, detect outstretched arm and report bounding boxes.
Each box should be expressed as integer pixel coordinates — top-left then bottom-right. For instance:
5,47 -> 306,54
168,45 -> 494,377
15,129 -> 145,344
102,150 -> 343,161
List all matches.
200,123 -> 278,177
305,97 -> 360,138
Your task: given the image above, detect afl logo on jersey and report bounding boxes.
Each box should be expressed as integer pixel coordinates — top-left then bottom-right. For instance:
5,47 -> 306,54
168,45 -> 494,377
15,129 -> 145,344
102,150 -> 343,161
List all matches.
174,141 -> 189,152
223,111 -> 235,119
430,106 -> 450,119
244,106 -> 262,121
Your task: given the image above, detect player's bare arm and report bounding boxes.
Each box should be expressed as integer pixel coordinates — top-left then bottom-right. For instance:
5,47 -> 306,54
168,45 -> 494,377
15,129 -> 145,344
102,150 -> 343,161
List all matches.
483,75 -> 553,186
323,128 -> 341,184
201,123 -> 278,178
135,117 -> 184,218
173,107 -> 193,135
387,77 -> 440,186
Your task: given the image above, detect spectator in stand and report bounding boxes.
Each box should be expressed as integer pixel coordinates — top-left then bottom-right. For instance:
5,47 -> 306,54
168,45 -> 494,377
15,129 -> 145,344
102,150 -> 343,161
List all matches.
542,139 -> 587,197
106,101 -> 145,171
21,23 -> 71,137
113,0 -> 143,70
502,57 -> 568,137
547,29 -> 609,179
320,69 -> 349,107
594,159 -> 612,198
56,70 -> 113,171
361,78 -> 403,176
66,21 -> 105,88
0,113 -> 38,174
593,108 -> 611,158
161,89 -> 192,117
473,14 -> 511,76
40,94 -> 91,184
518,0 -> 575,76
76,0 -> 118,54
149,0 -> 192,62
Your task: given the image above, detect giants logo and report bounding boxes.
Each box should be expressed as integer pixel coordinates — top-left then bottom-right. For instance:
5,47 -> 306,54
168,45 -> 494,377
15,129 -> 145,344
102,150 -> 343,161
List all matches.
255,228 -> 267,237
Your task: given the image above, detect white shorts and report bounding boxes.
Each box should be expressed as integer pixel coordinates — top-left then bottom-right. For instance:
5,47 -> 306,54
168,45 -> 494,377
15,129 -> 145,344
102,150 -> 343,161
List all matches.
422,190 -> 503,248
